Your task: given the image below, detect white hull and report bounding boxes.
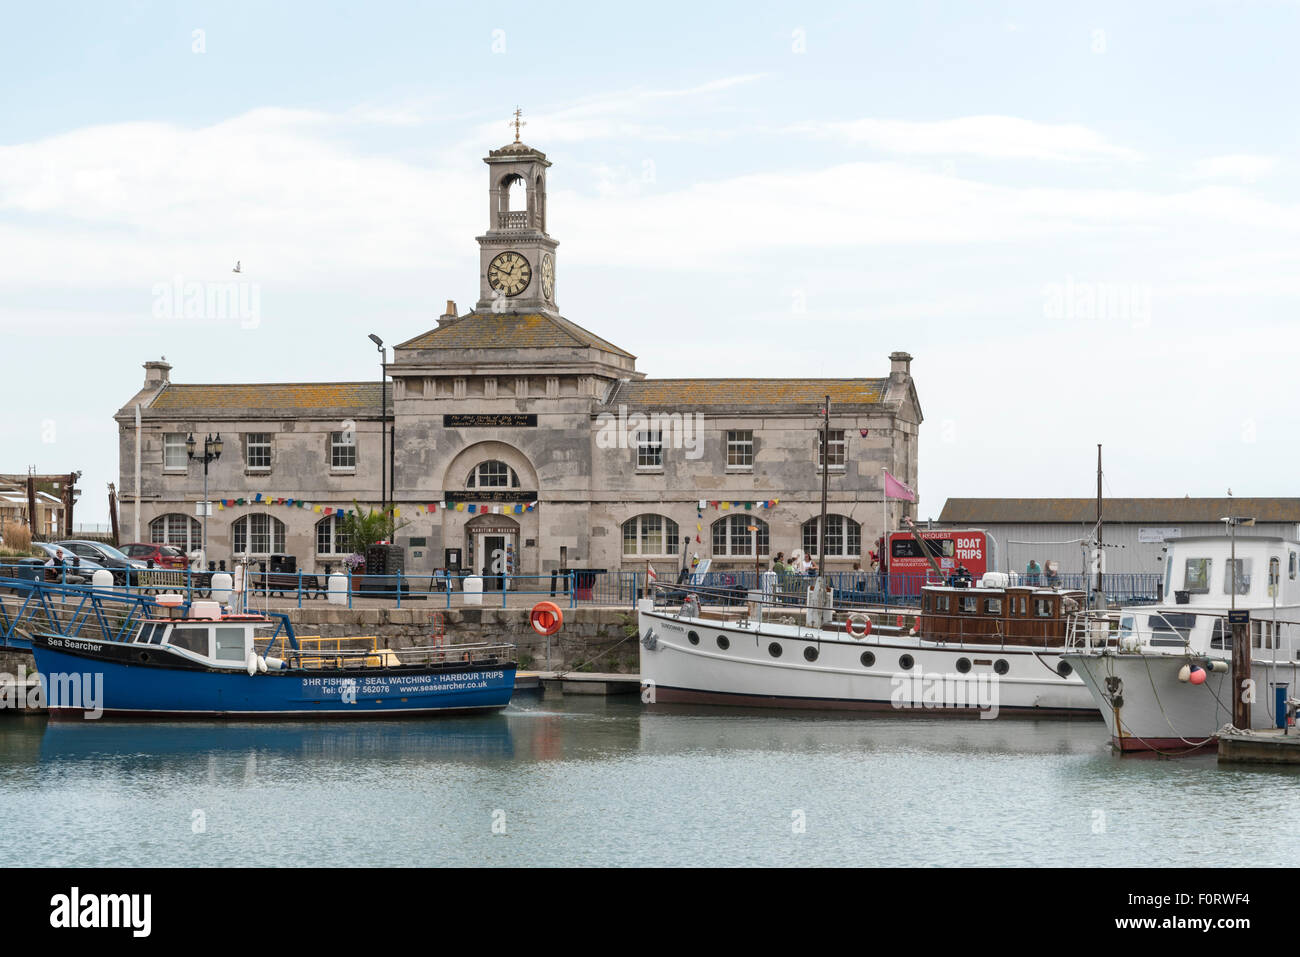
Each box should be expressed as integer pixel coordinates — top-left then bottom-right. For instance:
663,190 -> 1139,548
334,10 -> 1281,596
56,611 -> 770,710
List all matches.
637,605 -> 1098,717
1064,651 -> 1299,752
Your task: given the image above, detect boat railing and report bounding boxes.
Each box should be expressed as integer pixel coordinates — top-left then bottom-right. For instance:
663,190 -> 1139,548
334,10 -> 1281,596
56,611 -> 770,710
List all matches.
257,635 -> 514,670
1065,612 -> 1123,652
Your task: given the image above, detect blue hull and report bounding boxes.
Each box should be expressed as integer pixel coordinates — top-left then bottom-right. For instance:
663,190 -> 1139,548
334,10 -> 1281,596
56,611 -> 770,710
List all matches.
31,643 -> 515,719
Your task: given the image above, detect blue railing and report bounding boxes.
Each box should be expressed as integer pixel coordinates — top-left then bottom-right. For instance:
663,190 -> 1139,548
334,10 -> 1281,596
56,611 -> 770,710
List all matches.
1,562 -> 1163,614
0,574 -> 161,648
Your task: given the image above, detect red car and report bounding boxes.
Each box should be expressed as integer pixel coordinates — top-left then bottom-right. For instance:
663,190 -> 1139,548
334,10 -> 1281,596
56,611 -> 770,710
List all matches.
121,543 -> 191,569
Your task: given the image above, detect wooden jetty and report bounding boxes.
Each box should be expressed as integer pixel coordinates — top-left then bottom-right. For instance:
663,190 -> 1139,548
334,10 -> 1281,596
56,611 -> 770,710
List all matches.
1217,726 -> 1300,765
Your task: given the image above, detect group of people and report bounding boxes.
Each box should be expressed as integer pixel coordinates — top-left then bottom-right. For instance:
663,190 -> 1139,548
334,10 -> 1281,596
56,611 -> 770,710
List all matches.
771,551 -> 817,577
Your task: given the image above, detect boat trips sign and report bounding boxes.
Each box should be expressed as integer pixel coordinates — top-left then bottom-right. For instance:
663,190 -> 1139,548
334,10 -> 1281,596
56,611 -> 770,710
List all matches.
301,672 -> 505,700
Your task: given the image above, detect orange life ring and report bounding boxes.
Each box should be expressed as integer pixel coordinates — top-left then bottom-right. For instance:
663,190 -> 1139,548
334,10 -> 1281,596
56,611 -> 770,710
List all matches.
846,614 -> 872,639
530,601 -> 564,637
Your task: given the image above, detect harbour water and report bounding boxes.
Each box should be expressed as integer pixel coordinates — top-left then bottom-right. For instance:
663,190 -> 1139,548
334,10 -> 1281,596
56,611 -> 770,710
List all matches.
1,699 -> 1297,867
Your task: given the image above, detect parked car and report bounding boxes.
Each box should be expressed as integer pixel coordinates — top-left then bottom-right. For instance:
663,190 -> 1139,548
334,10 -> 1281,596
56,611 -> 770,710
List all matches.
55,540 -> 147,585
121,542 -> 190,570
32,543 -> 103,584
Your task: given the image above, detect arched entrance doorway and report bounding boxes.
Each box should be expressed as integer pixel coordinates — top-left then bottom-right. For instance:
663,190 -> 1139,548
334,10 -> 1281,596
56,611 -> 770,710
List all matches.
465,513 -> 522,590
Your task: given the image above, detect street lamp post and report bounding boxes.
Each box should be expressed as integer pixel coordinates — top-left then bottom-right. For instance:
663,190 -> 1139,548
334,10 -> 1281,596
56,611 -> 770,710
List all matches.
186,432 -> 223,568
368,334 -> 387,516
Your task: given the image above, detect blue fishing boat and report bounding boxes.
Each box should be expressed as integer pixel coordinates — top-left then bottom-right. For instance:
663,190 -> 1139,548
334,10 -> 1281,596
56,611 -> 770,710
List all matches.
27,596 -> 516,720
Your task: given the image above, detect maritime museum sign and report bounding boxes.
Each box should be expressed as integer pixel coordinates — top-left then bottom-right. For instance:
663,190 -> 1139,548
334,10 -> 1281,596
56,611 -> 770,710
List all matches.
444,414 -> 538,428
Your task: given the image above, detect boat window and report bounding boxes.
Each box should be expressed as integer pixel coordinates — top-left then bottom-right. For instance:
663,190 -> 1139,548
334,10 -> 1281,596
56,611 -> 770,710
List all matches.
1291,551 -> 1297,581
1269,558 -> 1280,598
150,626 -> 168,644
1164,557 -> 1172,598
1019,597 -> 1026,615
935,595 -> 950,612
1151,612 -> 1196,646
1184,558 -> 1211,594
984,598 -> 1002,615
169,626 -> 210,656
1118,615 -> 1135,638
961,595 -> 977,613
1224,558 -> 1252,596
1034,599 -> 1053,618
135,623 -> 155,644
213,627 -> 247,662
1210,618 -> 1230,650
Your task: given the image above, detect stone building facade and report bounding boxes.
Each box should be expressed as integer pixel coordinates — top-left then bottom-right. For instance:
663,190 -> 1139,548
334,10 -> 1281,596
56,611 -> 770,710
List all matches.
115,137 -> 922,583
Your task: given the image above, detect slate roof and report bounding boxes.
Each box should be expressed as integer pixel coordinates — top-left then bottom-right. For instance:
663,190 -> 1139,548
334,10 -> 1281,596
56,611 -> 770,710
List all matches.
938,498 -> 1300,524
397,312 -> 634,359
604,378 -> 887,409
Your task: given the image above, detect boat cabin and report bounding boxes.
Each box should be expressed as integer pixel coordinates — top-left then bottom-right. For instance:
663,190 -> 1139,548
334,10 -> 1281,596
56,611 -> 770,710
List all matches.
131,597 -> 268,670
917,584 -> 1086,646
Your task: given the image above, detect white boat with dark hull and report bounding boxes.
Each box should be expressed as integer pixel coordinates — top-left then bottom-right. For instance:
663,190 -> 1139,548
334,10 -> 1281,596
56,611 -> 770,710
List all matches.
1063,534 -> 1300,753
637,580 -> 1101,717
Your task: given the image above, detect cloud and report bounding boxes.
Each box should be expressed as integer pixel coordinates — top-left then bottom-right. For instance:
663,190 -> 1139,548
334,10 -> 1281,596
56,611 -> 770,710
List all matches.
791,115 -> 1142,162
1186,153 -> 1278,183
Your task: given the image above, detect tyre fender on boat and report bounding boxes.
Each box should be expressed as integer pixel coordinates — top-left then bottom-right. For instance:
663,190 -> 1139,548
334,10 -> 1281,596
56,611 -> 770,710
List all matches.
530,601 -> 563,637
846,614 -> 872,639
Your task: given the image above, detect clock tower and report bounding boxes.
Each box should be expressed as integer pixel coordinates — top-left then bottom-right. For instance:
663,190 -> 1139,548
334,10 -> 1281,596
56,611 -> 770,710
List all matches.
475,113 -> 559,317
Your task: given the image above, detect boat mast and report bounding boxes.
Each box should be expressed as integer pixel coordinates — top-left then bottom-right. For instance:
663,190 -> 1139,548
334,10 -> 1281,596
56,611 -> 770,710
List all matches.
818,395 -> 829,583
1095,443 -> 1104,610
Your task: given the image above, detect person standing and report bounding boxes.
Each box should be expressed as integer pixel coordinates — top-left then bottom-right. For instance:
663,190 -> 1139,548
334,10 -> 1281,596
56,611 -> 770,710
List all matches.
1026,559 -> 1041,585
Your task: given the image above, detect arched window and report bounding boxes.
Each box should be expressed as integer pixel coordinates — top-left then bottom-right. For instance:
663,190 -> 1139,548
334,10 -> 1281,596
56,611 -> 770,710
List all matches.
466,461 -> 520,489
712,515 -> 769,557
316,515 -> 351,556
801,515 -> 862,558
622,515 -> 680,557
232,514 -> 286,556
149,513 -> 202,547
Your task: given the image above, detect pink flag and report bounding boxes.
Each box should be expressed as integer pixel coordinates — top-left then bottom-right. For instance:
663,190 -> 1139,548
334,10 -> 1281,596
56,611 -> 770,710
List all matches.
883,470 -> 916,502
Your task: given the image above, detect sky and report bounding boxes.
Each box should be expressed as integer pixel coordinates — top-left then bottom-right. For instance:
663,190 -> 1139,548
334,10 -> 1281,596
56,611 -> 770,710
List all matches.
3,1 -> 1299,524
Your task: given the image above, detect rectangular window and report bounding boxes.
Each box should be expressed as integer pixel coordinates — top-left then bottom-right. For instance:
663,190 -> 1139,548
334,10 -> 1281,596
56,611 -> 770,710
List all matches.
1183,558 -> 1211,594
1291,551 -> 1298,581
1224,558 -> 1252,596
1150,612 -> 1196,646
817,429 -> 846,468
726,430 -> 754,468
1034,599 -> 1053,618
331,432 -> 356,470
214,627 -> 246,662
636,431 -> 663,469
245,433 -> 272,470
962,595 -> 977,613
623,521 -> 639,557
984,598 -> 1002,615
163,433 -> 187,470
169,627 -> 209,657
935,595 -> 950,612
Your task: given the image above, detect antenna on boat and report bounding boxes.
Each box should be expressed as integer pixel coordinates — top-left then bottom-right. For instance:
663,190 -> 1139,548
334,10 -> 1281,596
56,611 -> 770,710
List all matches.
807,396 -> 833,628
1094,444 -> 1104,611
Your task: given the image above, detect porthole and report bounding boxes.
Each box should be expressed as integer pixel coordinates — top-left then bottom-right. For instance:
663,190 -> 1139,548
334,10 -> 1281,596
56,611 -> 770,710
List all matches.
804,646 -> 819,662
1056,660 -> 1073,678
955,657 -> 971,674
768,642 -> 783,658
899,654 -> 914,670
994,659 -> 1010,675
688,631 -> 700,645
716,635 -> 730,650
860,651 -> 876,667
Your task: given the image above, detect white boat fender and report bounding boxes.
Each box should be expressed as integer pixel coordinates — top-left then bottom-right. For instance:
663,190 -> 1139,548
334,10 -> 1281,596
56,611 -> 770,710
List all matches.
1178,664 -> 1191,683
264,656 -> 286,670
257,655 -> 268,673
1208,660 -> 1229,673
246,652 -> 258,676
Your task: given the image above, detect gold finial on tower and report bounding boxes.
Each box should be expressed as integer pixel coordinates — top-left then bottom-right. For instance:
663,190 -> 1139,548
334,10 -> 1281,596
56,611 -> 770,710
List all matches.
511,106 -> 526,143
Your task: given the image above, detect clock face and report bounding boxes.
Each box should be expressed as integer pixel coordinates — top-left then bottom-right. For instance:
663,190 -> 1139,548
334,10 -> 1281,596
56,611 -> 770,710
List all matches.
540,253 -> 554,301
488,251 -> 531,297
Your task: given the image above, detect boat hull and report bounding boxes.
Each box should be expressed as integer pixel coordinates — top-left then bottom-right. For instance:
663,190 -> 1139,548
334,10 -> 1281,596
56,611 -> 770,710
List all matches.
638,608 -> 1098,717
30,634 -> 515,719
1064,650 -> 1298,753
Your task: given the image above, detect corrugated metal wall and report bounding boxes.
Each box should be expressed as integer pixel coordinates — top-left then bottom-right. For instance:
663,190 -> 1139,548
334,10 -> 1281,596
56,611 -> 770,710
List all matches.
937,522 -> 1300,576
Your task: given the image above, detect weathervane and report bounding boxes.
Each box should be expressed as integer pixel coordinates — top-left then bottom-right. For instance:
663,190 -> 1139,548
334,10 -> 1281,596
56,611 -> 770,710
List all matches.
511,107 -> 525,143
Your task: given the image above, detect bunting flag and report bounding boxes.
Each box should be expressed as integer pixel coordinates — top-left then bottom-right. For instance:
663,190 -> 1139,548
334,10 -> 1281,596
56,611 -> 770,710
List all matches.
195,496 -> 534,516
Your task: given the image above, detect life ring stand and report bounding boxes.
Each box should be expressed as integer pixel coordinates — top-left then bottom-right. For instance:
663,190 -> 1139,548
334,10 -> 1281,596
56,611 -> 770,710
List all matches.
846,614 -> 872,639
530,601 -> 564,637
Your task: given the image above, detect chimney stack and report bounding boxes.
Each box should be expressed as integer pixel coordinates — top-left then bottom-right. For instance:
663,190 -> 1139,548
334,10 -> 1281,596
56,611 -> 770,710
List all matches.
143,358 -> 172,389
889,351 -> 913,380
437,300 -> 458,327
